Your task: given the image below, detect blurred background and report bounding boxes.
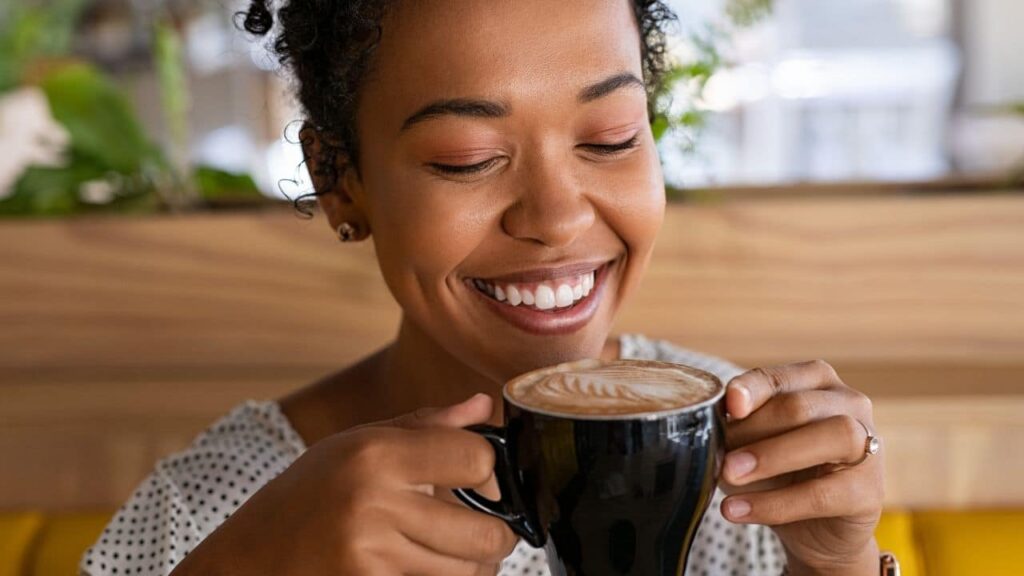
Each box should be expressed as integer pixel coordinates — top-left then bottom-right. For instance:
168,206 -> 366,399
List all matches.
1,1 -> 1022,575
2,0 -> 1022,213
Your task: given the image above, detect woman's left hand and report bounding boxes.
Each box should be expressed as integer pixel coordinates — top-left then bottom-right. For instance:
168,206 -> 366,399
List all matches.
721,360 -> 884,576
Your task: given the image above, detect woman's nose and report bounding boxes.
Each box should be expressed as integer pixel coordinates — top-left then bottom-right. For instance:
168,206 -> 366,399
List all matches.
500,161 -> 596,248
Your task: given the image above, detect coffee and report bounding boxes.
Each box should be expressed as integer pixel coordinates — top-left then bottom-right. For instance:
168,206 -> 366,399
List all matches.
506,358 -> 719,417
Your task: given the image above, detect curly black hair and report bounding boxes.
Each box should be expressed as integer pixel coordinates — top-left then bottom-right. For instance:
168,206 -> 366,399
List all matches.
241,0 -> 677,215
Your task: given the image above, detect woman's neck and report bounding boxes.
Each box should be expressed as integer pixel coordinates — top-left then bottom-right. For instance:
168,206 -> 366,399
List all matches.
376,317 -> 507,426
280,316 -> 622,446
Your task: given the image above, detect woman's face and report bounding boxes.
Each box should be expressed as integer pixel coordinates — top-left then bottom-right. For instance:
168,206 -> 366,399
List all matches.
329,0 -> 665,382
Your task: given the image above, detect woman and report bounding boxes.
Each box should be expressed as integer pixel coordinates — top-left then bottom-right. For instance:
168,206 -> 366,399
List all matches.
80,1 -> 885,574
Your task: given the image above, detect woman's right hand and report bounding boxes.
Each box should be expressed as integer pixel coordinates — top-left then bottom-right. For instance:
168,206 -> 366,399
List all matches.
170,393 -> 517,576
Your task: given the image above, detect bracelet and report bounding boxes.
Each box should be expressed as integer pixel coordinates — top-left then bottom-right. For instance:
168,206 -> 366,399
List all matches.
779,552 -> 900,576
880,551 -> 901,576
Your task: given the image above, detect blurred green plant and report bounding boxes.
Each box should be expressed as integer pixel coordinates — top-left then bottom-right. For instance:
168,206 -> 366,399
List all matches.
0,2 -> 264,217
153,17 -> 197,210
0,0 -> 85,92
194,165 -> 260,199
651,0 -> 774,156
0,63 -> 166,216
651,29 -> 724,147
726,0 -> 775,27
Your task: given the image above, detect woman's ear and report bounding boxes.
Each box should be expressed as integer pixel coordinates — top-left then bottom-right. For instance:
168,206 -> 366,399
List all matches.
299,122 -> 371,240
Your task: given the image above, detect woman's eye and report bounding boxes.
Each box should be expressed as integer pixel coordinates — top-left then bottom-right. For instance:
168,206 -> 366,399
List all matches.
427,135 -> 639,176
429,157 -> 500,175
582,134 -> 640,155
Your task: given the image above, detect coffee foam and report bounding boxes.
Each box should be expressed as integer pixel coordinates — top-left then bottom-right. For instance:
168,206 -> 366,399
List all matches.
505,359 -> 721,417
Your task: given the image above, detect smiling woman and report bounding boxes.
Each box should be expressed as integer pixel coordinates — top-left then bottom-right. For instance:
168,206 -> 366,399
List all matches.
290,0 -> 670,388
77,2 -> 887,576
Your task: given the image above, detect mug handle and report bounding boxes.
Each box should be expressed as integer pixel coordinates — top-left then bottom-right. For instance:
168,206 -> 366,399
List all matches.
451,424 -> 545,548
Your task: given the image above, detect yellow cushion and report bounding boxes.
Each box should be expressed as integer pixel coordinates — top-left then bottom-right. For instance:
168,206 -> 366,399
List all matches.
0,513 -> 44,576
8,508 -> 1024,576
876,510 -> 924,576
915,509 -> 1024,576
30,512 -> 111,576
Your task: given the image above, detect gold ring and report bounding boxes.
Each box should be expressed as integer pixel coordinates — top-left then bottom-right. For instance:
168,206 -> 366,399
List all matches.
846,419 -> 880,467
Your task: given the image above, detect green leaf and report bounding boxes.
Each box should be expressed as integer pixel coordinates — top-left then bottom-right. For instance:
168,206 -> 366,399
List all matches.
726,0 -> 775,27
40,63 -> 163,173
193,166 -> 262,199
99,186 -> 162,214
0,159 -> 101,216
679,110 -> 706,129
651,115 -> 671,142
0,151 -> 165,217
0,0 -> 87,92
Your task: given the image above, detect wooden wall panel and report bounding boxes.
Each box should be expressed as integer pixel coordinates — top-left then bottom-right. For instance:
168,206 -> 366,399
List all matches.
1,193 -> 1022,510
626,193 -> 1024,365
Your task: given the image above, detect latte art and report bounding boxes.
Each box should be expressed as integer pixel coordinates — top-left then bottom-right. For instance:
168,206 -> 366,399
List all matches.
506,359 -> 720,417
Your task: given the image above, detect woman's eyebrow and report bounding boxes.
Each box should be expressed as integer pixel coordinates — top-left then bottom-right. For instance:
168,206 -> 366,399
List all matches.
577,72 -> 645,103
399,72 -> 644,132
401,99 -> 509,131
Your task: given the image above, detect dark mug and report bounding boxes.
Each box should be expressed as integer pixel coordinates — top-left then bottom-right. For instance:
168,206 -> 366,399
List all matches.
453,358 -> 726,576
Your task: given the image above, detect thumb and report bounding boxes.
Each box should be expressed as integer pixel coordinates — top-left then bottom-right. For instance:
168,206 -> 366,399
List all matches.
389,392 -> 495,430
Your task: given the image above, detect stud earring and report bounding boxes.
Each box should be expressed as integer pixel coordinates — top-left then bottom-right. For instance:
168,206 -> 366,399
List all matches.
336,222 -> 358,242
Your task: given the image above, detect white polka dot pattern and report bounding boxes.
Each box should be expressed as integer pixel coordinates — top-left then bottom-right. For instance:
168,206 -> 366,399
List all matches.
80,334 -> 786,575
79,401 -> 305,575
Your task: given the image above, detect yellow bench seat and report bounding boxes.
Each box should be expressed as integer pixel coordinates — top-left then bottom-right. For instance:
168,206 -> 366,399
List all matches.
2,510 -> 1022,576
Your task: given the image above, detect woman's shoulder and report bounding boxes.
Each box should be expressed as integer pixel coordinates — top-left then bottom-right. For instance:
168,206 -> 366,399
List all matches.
187,399 -> 307,454
618,333 -> 747,384
150,399 -> 307,519
79,400 -> 306,575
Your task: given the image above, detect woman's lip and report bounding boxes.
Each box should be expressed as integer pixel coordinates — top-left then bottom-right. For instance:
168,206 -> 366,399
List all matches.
465,260 -> 614,336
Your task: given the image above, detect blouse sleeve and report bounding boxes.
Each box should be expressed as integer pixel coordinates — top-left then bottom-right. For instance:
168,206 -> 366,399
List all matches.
79,401 -> 306,576
79,468 -> 200,575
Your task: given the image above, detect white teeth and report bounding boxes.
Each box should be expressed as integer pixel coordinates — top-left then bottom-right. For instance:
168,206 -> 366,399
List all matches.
506,285 -> 522,306
477,266 -> 601,310
521,288 -> 535,306
534,285 -> 556,310
555,284 -> 574,307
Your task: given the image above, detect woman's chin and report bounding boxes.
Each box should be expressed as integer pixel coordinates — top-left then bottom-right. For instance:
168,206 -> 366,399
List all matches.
479,330 -> 611,383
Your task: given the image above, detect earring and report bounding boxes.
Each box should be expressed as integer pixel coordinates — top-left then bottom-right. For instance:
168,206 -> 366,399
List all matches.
336,221 -> 358,242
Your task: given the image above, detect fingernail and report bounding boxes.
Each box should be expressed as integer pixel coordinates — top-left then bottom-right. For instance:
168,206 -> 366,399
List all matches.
725,451 -> 757,479
727,383 -> 751,418
732,382 -> 750,402
726,498 -> 751,519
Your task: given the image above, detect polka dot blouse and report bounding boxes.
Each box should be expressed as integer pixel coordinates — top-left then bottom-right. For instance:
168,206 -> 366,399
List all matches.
80,334 -> 786,575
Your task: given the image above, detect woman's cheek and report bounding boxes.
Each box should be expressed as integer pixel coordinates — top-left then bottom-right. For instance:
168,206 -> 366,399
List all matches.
370,177 -> 492,299
601,151 -> 665,246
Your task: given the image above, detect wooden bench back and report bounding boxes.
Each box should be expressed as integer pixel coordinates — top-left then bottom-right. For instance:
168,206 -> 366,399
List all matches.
2,191 -> 1022,509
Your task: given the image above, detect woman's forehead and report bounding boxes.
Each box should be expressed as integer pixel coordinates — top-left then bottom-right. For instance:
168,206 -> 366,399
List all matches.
363,0 -> 645,131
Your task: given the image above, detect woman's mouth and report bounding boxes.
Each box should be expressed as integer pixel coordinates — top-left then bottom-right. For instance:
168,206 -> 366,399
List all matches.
463,259 -> 615,336
472,269 -> 595,310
